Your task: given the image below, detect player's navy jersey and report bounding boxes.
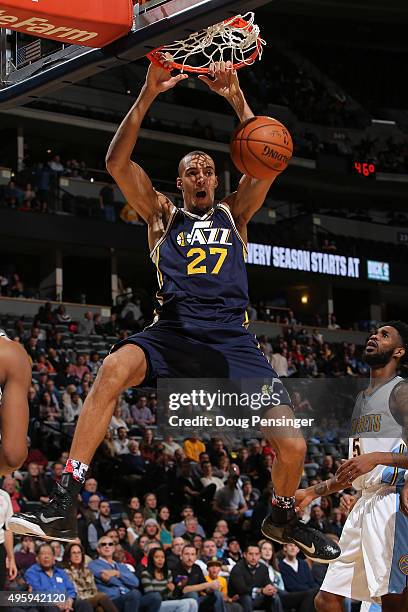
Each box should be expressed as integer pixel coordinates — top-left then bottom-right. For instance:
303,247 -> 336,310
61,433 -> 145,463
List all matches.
150,203 -> 249,326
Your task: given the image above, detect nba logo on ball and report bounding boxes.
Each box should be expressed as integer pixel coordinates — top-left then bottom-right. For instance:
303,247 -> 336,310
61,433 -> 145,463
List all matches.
230,116 -> 293,180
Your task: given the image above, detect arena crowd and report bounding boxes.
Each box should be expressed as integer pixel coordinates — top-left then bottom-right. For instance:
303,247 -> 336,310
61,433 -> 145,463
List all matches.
0,302 -> 366,611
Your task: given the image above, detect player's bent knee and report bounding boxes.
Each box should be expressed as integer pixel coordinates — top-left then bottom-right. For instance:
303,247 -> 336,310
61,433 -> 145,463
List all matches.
273,435 -> 306,462
97,346 -> 146,391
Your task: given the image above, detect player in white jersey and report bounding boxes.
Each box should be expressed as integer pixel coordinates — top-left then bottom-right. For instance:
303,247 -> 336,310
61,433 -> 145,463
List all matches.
294,322 -> 408,612
0,329 -> 31,476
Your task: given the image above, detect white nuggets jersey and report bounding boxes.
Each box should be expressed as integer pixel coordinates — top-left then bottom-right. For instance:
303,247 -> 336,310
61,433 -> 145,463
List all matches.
349,376 -> 407,490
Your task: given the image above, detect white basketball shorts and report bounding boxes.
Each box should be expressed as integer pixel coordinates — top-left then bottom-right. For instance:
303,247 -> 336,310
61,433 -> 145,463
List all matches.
321,484 -> 408,604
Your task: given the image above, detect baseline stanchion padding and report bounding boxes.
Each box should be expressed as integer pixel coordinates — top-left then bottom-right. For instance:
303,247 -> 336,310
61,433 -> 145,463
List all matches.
0,0 -> 134,47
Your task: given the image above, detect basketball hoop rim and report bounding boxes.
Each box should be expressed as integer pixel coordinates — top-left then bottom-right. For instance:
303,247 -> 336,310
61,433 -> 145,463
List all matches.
146,15 -> 263,73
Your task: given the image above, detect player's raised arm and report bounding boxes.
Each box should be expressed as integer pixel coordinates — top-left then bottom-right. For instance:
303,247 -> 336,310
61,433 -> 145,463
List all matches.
0,341 -> 31,475
199,62 -> 279,237
105,62 -> 188,225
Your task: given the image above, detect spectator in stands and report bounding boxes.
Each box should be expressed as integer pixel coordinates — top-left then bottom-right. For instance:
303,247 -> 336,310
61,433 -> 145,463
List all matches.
200,461 -> 225,492
49,154 -> 64,174
142,518 -> 161,544
180,516 -> 202,545
207,438 -> 228,467
99,430 -> 117,463
212,532 -> 227,560
83,495 -> 101,525
45,377 -> 62,405
69,355 -> 90,382
105,529 -> 135,568
213,474 -> 247,523
88,351 -> 102,378
163,434 -> 182,457
142,493 -> 158,521
63,542 -> 117,611
99,183 -> 116,223
25,543 -> 91,612
157,506 -> 173,549
88,500 -> 117,552
33,353 -> 56,375
126,511 -> 145,545
130,400 -> 154,433
39,390 -> 62,422
23,183 -> 37,209
166,537 -> 185,572
172,544 -> 225,611
139,428 -> 156,462
22,462 -> 52,503
121,497 -> 141,527
120,298 -> 143,331
223,537 -> 242,568
121,440 -> 146,486
89,536 -> 161,611
172,507 -> 205,540
228,544 -> 278,611
4,180 -> 22,206
327,508 -> 343,538
22,437 -> 48,470
28,385 -> 40,419
36,301 -> 53,324
183,434 -> 206,463
81,478 -> 104,506
64,390 -> 83,422
55,304 -> 71,324
205,557 -> 242,611
278,544 -> 317,607
196,539 -> 217,574
110,402 -> 129,433
328,314 -> 340,329
79,312 -> 95,336
141,547 -> 197,611
14,535 -> 36,573
271,347 -> 289,377
113,428 -> 130,455
104,313 -> 119,336
2,476 -> 23,513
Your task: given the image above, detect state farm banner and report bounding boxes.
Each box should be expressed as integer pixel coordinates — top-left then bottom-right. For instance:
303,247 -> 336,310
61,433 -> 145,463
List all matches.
0,0 -> 133,47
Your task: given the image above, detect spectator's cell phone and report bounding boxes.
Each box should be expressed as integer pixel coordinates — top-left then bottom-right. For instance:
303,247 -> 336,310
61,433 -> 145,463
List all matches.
174,575 -> 188,584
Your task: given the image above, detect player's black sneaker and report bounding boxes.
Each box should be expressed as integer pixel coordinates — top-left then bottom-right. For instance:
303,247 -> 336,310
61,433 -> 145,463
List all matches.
7,474 -> 80,542
261,515 -> 341,563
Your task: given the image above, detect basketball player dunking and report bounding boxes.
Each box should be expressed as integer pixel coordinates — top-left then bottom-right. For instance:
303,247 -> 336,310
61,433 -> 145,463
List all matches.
295,322 -> 408,611
0,330 -> 31,476
8,61 -> 339,562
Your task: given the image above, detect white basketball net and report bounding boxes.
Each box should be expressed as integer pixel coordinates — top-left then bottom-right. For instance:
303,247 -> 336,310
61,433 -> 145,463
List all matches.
156,12 -> 265,71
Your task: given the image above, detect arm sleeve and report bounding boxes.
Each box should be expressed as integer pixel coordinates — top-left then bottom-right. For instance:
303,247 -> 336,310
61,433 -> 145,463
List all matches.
88,560 -> 104,580
25,568 -> 42,591
118,564 -> 139,588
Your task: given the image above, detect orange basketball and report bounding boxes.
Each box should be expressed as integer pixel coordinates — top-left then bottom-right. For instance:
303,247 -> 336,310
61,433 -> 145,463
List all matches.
230,116 -> 293,180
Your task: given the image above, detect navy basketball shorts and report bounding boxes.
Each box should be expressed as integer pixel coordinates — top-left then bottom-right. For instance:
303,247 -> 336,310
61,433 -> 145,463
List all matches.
111,320 -> 291,414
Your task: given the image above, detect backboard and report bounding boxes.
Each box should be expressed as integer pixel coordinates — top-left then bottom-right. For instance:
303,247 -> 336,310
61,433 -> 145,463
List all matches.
0,0 -> 272,109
